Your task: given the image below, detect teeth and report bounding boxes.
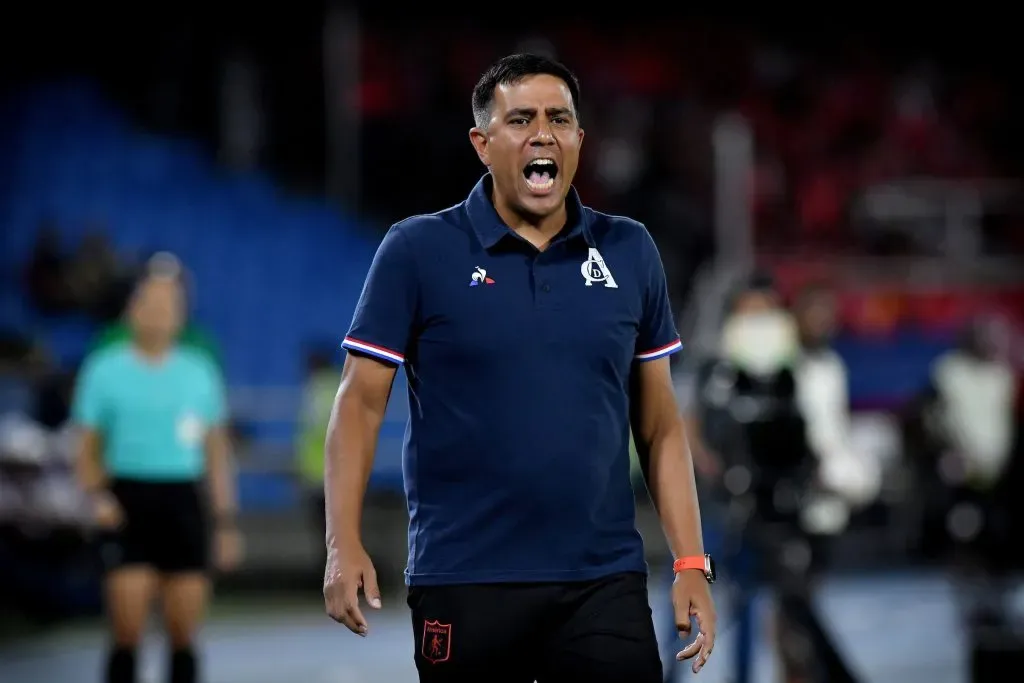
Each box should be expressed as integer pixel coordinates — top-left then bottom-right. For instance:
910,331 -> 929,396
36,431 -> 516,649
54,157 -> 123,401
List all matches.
525,176 -> 555,191
532,159 -> 554,166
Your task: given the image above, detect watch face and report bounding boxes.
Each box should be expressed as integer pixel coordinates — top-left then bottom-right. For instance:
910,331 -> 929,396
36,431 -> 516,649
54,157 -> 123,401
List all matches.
705,554 -> 717,584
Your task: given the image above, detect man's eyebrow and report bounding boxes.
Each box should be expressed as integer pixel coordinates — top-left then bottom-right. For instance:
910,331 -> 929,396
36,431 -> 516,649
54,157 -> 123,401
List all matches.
505,107 -> 537,119
505,106 -> 575,119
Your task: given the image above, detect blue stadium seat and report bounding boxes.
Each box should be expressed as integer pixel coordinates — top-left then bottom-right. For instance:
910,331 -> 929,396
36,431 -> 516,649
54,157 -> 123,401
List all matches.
2,82 -> 380,400
0,82 -> 417,490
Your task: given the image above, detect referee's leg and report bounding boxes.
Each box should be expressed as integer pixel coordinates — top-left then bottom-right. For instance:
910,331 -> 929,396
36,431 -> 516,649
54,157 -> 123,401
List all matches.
539,572 -> 662,683
102,481 -> 160,683
103,563 -> 159,683
156,483 -> 211,683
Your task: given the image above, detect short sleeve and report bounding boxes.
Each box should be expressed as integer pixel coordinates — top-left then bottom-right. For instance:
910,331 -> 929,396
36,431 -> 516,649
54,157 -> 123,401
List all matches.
634,227 -> 683,362
341,224 -> 418,366
71,355 -> 108,429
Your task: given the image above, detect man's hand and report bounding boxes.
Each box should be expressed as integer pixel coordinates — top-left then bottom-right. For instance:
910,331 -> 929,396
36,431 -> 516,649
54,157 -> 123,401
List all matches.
673,570 -> 717,673
323,543 -> 381,636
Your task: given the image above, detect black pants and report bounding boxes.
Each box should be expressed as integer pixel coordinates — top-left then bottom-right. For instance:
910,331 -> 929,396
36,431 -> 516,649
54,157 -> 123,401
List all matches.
408,571 -> 661,683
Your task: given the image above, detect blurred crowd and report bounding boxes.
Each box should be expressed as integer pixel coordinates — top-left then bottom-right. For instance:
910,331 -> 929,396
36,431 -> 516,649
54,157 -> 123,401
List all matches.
673,271 -> 1021,681
357,23 -> 1023,307
24,224 -> 142,322
0,227 -> 139,536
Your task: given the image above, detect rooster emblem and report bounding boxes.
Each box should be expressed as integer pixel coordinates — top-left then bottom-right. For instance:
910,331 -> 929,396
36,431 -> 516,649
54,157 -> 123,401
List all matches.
469,267 -> 495,286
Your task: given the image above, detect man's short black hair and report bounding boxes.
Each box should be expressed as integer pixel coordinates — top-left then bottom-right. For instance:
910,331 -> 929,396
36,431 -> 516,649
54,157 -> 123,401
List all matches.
471,53 -> 581,129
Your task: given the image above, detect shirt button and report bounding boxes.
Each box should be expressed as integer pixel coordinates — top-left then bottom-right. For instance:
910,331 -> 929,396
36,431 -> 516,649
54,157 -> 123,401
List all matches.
541,283 -> 551,293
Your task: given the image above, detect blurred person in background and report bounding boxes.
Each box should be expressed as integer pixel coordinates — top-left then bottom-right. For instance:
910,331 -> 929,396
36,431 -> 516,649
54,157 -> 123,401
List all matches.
918,319 -> 1018,573
89,253 -> 222,367
682,274 -> 860,683
323,53 -> 716,682
296,347 -> 339,563
792,284 -> 881,533
71,268 -> 241,683
903,314 -> 1022,680
905,316 -> 1019,566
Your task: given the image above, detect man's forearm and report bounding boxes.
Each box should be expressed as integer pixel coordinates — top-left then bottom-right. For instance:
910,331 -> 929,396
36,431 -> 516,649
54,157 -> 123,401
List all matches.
641,421 -> 705,558
324,396 -> 380,550
206,427 -> 237,520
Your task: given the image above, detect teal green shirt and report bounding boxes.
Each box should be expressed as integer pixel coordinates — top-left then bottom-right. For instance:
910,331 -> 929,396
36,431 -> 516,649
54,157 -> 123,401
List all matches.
72,343 -> 227,481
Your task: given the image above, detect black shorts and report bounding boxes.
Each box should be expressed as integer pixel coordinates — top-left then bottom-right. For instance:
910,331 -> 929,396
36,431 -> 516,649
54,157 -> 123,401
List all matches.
100,479 -> 210,574
408,572 -> 661,683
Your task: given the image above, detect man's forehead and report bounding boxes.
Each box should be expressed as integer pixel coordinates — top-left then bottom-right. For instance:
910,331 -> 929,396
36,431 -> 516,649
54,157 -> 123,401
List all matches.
494,74 -> 573,111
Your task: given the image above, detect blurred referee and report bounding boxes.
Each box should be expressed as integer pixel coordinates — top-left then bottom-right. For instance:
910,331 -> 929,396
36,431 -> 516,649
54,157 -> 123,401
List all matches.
72,261 -> 241,683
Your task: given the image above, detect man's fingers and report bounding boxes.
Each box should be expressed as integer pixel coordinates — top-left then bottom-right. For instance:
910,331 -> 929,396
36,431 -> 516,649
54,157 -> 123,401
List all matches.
675,615 -> 692,635
334,608 -> 362,635
688,606 -> 717,672
692,607 -> 715,641
343,576 -> 369,635
677,631 -> 704,661
693,632 -> 715,674
325,593 -> 350,626
324,580 -> 370,635
346,603 -> 369,635
362,566 -> 382,609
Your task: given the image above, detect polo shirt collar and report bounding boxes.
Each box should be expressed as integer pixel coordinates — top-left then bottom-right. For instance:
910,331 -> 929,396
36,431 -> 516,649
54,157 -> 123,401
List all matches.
465,173 -> 594,249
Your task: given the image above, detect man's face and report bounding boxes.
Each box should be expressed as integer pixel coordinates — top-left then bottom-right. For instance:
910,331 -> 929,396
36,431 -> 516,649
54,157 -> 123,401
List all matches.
469,74 -> 584,219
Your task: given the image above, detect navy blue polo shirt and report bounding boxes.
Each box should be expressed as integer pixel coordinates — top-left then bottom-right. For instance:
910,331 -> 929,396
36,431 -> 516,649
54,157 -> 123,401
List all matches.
342,175 -> 682,586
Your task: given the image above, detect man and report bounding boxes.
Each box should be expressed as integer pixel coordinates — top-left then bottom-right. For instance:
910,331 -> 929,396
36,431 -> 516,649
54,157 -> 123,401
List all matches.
322,53 -> 716,682
792,284 -> 879,517
72,269 -> 242,683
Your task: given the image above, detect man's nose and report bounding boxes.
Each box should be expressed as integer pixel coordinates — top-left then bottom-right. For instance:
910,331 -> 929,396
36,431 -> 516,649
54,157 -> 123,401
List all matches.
530,122 -> 555,145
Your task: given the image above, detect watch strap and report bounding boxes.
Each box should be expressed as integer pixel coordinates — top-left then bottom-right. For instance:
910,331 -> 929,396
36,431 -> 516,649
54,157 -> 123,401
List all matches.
673,555 -> 707,574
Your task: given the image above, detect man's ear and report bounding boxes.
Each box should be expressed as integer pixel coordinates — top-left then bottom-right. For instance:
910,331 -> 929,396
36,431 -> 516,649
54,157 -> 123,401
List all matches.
469,127 -> 490,167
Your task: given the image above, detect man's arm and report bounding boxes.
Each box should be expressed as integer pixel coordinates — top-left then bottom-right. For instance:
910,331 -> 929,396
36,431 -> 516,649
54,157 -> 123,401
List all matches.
630,356 -> 704,558
324,353 -> 397,551
323,222 -> 417,632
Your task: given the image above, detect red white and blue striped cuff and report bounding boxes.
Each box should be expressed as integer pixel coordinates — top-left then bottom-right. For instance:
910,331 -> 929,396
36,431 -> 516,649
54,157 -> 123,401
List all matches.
634,339 -> 683,361
341,337 -> 405,365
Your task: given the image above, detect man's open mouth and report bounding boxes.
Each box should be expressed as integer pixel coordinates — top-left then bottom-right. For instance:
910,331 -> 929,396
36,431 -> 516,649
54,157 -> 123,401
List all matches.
523,159 -> 558,192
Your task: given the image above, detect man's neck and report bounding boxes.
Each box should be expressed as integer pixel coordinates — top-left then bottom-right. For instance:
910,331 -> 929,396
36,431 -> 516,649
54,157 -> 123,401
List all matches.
491,189 -> 567,248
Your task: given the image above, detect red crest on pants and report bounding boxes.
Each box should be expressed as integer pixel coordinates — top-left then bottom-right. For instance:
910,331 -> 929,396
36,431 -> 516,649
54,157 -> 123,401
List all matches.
422,620 -> 452,664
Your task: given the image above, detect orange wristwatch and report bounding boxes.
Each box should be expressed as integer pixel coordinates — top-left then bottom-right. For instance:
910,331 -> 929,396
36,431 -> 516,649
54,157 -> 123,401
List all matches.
672,553 -> 716,584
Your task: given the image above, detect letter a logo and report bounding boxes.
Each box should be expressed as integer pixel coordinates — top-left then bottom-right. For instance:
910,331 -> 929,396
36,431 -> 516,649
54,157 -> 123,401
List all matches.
581,248 -> 618,288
